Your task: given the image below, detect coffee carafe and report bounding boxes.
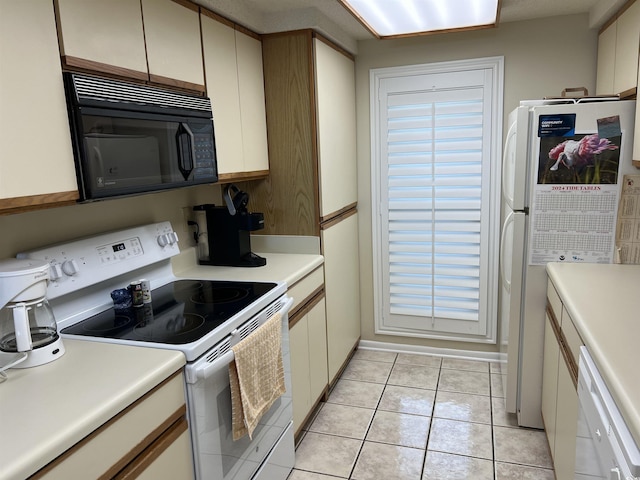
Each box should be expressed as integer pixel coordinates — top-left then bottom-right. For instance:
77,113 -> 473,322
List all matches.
0,258 -> 65,368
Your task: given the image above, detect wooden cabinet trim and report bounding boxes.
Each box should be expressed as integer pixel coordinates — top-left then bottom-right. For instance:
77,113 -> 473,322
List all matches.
31,371 -> 185,479
546,303 -> 578,388
320,203 -> 358,227
312,32 -> 355,61
619,87 -> 637,99
599,0 -> 638,34
200,8 -> 234,28
170,0 -> 199,13
329,340 -> 359,386
62,56 -> 149,82
98,407 -> 186,480
320,205 -> 358,230
148,73 -> 205,93
218,170 -> 270,183
0,191 -> 79,216
199,5 -> 260,38
289,287 -> 325,328
112,416 -> 189,480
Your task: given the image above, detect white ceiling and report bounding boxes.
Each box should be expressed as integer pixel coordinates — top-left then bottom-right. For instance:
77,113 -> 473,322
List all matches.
195,0 -> 624,54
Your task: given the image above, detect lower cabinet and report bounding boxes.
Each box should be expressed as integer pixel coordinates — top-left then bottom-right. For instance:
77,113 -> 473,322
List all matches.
541,312 -> 560,455
542,281 -> 582,480
290,293 -> 328,436
32,372 -> 193,480
321,212 -> 361,383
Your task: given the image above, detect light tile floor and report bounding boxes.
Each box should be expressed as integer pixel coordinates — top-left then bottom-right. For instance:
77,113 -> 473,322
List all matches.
288,349 -> 554,480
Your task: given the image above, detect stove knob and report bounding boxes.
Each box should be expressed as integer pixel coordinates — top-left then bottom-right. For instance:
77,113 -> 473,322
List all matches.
168,231 -> 179,244
62,259 -> 79,276
49,263 -> 63,281
157,234 -> 169,247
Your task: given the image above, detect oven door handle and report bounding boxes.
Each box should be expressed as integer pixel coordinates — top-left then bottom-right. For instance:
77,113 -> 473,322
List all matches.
191,297 -> 294,383
193,350 -> 235,382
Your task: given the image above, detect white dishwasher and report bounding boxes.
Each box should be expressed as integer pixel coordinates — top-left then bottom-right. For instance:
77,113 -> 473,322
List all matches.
575,347 -> 640,480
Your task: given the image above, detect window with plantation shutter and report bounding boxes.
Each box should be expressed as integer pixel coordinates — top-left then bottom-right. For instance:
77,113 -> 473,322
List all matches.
370,58 -> 503,343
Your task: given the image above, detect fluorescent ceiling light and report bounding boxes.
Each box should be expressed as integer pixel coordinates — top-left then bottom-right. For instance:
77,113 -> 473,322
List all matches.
339,0 -> 500,38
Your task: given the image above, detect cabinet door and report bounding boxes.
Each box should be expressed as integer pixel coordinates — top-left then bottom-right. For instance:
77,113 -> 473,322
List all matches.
541,312 -> 559,458
201,13 -> 243,175
55,0 -> 148,80
116,420 -> 194,480
614,0 -> 640,95
322,212 -> 361,382
314,38 -> 357,218
554,359 -> 578,480
308,298 -> 329,403
201,14 -> 268,177
142,0 -> 204,91
596,22 -> 616,95
0,0 -> 78,200
289,316 -> 311,432
236,30 -> 270,173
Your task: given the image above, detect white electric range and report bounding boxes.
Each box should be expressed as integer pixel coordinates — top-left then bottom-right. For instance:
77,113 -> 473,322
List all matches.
17,221 -> 295,480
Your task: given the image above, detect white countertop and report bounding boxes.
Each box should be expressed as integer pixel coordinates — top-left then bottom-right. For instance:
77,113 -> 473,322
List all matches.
172,247 -> 324,287
0,340 -> 185,480
546,263 -> 640,446
0,243 -> 322,480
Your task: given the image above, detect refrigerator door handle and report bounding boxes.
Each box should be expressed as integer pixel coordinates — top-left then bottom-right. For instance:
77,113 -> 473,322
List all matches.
500,210 -> 515,293
502,121 -> 517,206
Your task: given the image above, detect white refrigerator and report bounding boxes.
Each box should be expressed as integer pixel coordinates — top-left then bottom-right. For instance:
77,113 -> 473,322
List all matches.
499,98 -> 636,429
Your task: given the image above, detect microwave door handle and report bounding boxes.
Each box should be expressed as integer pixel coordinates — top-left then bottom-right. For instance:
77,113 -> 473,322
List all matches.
177,123 -> 195,180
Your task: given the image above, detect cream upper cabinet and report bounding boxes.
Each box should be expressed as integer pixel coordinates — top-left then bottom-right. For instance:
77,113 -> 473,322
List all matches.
236,31 -> 270,174
596,22 -> 616,95
201,15 -> 242,176
314,38 -> 358,218
613,0 -> 640,95
596,0 -> 640,96
56,0 -> 149,80
142,0 -> 204,91
56,0 -> 204,91
0,0 -> 77,203
201,12 -> 269,178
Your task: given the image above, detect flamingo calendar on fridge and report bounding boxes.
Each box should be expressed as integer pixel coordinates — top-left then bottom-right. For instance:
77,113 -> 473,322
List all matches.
499,98 -> 636,429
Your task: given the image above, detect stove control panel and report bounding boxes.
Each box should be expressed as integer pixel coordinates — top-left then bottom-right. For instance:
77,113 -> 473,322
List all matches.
16,222 -> 180,300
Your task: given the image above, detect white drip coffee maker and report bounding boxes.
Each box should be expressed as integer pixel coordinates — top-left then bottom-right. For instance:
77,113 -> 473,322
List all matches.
0,258 -> 65,368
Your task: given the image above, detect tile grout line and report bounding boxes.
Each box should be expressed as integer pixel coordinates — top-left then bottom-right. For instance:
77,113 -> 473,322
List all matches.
419,357 -> 442,479
345,352 -> 398,479
488,363 -> 497,480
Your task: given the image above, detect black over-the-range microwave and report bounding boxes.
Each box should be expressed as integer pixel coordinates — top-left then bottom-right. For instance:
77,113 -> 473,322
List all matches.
63,72 -> 218,201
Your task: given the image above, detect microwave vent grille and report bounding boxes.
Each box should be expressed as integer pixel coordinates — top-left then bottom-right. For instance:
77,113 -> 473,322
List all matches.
71,74 -> 212,113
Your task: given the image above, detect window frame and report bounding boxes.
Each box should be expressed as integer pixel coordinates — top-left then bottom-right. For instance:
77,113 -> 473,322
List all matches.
370,56 -> 504,344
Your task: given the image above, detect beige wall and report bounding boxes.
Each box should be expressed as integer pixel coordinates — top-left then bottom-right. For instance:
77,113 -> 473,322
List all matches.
0,184 -> 221,259
355,14 -> 598,352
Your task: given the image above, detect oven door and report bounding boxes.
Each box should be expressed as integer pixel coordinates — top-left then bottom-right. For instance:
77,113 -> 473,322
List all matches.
184,297 -> 294,480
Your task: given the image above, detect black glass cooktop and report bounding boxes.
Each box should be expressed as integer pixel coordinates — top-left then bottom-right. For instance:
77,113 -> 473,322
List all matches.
61,280 -> 277,345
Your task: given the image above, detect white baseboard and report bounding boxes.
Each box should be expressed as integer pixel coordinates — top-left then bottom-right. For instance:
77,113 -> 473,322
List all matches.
358,339 -> 503,364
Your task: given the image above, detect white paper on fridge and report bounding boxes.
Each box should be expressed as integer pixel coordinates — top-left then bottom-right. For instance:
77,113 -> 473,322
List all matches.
528,114 -> 623,266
